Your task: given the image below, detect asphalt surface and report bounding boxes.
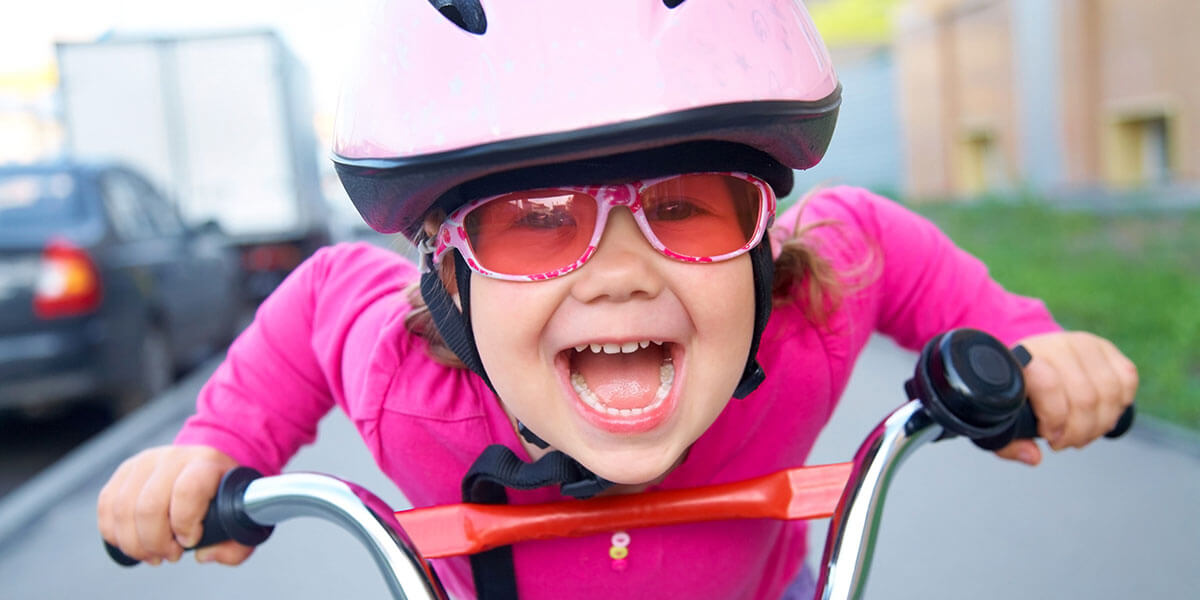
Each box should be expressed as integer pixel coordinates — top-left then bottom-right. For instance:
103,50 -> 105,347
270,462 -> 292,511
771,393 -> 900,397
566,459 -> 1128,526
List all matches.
0,337 -> 1196,599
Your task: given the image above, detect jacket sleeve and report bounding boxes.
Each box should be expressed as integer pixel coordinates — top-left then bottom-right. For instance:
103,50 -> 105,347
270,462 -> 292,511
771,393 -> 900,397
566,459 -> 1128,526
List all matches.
174,243 -> 418,475
791,187 -> 1060,352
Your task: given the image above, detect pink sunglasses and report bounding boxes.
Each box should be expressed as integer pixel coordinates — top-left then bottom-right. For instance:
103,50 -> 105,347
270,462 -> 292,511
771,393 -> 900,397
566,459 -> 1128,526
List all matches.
423,172 -> 775,281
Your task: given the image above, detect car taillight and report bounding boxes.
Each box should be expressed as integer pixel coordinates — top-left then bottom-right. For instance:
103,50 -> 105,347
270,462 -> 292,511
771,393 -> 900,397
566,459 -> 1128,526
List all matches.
33,239 -> 102,319
243,244 -> 303,272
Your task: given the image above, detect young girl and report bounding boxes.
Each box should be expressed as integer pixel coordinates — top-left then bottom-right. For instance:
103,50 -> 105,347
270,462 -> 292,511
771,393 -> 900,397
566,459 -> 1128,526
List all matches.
97,2 -> 1138,599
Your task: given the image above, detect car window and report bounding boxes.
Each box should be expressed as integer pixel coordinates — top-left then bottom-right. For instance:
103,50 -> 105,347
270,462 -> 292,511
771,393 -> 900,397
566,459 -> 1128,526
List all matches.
0,172 -> 85,233
130,174 -> 184,237
101,172 -> 158,240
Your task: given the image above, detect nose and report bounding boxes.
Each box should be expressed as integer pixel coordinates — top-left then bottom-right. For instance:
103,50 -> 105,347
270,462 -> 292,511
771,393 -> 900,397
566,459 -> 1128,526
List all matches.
569,208 -> 664,303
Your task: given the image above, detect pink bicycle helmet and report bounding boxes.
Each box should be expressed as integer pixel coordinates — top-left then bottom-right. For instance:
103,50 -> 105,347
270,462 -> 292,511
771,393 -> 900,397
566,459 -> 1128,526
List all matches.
332,0 -> 840,239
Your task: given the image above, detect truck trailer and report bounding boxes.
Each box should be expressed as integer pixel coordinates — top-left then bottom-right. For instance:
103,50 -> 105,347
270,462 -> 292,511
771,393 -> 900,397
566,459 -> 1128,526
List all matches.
56,29 -> 331,303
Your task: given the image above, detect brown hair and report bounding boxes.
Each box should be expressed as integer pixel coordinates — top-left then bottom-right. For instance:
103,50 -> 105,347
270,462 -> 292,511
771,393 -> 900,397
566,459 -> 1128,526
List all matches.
402,195 -> 845,368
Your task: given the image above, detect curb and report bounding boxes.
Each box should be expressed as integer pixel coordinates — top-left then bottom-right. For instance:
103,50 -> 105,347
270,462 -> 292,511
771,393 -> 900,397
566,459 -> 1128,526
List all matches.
0,357 -> 220,547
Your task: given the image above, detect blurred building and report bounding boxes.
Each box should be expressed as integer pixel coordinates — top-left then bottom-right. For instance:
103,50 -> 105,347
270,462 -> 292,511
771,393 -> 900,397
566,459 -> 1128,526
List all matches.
895,0 -> 1200,200
793,0 -> 907,199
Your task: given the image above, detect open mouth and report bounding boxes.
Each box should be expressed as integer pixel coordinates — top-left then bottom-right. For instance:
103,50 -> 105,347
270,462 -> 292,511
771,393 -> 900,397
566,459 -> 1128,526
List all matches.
560,340 -> 680,432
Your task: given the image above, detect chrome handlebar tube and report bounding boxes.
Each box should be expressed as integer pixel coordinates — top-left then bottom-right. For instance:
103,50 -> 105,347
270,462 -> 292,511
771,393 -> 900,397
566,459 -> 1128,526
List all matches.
240,474 -> 449,600
812,400 -> 942,600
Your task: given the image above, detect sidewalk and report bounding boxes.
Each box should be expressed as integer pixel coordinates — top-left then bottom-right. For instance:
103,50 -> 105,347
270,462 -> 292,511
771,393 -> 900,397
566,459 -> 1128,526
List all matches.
0,337 -> 1196,599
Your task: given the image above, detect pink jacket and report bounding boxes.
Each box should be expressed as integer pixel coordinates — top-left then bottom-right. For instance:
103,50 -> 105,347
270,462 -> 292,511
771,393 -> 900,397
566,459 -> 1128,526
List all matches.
176,187 -> 1058,600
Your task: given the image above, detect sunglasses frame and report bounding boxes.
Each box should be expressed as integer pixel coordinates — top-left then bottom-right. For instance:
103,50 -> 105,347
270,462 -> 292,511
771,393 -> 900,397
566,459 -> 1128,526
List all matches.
422,171 -> 776,281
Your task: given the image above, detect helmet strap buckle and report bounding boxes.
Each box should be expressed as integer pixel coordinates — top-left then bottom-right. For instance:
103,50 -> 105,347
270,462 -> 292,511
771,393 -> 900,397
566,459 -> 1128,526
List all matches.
416,236 -> 437,274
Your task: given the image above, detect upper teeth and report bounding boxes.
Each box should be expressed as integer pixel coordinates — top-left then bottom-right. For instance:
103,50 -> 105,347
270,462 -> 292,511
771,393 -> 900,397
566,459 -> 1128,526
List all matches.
575,340 -> 662,354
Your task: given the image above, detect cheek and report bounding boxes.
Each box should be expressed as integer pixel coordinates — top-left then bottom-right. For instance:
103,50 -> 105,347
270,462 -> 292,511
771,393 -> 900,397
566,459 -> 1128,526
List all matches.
683,259 -> 756,400
472,283 -> 537,365
693,259 -> 756,345
469,276 -> 564,403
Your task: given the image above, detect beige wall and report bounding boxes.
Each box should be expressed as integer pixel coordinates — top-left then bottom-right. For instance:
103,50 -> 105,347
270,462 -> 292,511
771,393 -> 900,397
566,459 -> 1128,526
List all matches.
1074,0 -> 1199,185
897,0 -> 1017,197
1058,0 -> 1102,187
895,9 -> 953,195
949,2 -> 1014,194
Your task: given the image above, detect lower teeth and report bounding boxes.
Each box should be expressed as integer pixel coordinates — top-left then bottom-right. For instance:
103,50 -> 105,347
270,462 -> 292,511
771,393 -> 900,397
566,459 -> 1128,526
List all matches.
570,360 -> 674,417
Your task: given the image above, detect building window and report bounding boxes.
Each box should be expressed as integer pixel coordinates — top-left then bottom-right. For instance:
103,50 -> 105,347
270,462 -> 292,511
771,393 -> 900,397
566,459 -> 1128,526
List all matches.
959,129 -> 1006,196
1108,112 -> 1174,187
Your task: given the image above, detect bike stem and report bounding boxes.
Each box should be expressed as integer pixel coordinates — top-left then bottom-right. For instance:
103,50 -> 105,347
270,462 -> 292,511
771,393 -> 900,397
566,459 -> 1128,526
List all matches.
812,399 -> 942,600
240,473 -> 450,600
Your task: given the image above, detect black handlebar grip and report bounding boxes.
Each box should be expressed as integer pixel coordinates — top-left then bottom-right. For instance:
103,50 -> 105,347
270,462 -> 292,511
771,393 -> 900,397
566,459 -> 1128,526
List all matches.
105,467 -> 272,567
105,540 -> 141,567
983,403 -> 1136,448
1105,404 -> 1137,438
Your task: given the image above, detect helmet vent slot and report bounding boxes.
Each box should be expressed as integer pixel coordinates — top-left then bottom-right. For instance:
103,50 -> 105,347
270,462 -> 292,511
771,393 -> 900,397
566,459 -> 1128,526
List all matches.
428,0 -> 487,34
663,0 -> 687,8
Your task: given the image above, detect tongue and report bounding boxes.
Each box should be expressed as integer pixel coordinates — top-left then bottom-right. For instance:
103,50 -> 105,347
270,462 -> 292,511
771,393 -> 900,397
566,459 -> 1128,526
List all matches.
573,346 -> 665,410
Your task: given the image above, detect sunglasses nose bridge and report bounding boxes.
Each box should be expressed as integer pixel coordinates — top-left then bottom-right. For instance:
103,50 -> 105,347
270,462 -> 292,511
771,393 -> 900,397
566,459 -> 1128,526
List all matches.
592,184 -> 637,213
591,183 -> 644,235
596,181 -> 663,243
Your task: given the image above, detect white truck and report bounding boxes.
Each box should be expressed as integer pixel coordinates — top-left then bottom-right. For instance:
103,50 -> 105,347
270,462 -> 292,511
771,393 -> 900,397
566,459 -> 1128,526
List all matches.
56,29 -> 331,302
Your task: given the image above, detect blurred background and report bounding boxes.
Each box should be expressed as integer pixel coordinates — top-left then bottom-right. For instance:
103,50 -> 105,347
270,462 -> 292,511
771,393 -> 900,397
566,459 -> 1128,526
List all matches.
0,0 -> 1196,597
796,0 -> 1199,437
0,0 -> 384,498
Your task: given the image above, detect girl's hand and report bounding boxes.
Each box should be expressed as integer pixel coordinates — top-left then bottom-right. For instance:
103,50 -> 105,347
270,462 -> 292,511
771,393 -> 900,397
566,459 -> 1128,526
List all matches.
995,331 -> 1138,466
97,445 -> 254,566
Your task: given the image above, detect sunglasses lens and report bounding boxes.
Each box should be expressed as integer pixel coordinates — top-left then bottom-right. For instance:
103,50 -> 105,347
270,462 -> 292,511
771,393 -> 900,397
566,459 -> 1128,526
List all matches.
464,191 -> 597,277
640,174 -> 763,259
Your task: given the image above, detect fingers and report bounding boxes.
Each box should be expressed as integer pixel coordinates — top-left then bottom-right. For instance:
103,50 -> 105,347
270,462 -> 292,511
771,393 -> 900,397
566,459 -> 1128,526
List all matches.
994,439 -> 1042,466
1019,331 -> 1139,453
97,446 -> 242,567
1022,357 -> 1069,445
110,450 -> 163,564
1098,336 -> 1139,413
98,454 -> 142,560
195,540 -> 256,566
1049,336 -> 1103,449
135,457 -> 191,563
169,458 -> 229,549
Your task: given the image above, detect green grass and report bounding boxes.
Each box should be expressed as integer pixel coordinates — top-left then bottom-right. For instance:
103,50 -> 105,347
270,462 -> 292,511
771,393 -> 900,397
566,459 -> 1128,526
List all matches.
910,198 -> 1200,431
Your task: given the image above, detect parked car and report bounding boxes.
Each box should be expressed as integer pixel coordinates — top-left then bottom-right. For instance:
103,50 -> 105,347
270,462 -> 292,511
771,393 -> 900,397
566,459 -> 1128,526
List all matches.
0,161 -> 242,416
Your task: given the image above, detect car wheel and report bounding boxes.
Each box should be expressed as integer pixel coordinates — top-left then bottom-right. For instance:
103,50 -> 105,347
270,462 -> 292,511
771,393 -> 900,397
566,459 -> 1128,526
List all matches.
112,327 -> 173,417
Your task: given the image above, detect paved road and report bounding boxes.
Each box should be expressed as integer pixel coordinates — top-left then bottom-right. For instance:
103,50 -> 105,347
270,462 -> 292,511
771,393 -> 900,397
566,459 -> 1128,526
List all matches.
0,337 -> 1196,599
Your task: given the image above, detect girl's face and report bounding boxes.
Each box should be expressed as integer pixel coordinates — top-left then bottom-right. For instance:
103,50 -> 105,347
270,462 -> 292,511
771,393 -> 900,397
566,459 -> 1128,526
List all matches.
471,207 -> 755,486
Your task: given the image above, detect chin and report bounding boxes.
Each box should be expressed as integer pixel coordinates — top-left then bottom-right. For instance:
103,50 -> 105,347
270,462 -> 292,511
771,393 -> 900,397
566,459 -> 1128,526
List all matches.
573,443 -> 686,487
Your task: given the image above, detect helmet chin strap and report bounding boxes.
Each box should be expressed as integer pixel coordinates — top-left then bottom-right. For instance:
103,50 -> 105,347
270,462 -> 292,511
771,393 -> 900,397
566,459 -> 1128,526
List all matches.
735,237 -> 775,398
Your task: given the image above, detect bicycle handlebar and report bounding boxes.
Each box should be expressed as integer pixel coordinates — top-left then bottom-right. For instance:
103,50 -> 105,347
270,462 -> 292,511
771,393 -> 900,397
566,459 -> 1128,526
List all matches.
104,328 -> 1136,600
